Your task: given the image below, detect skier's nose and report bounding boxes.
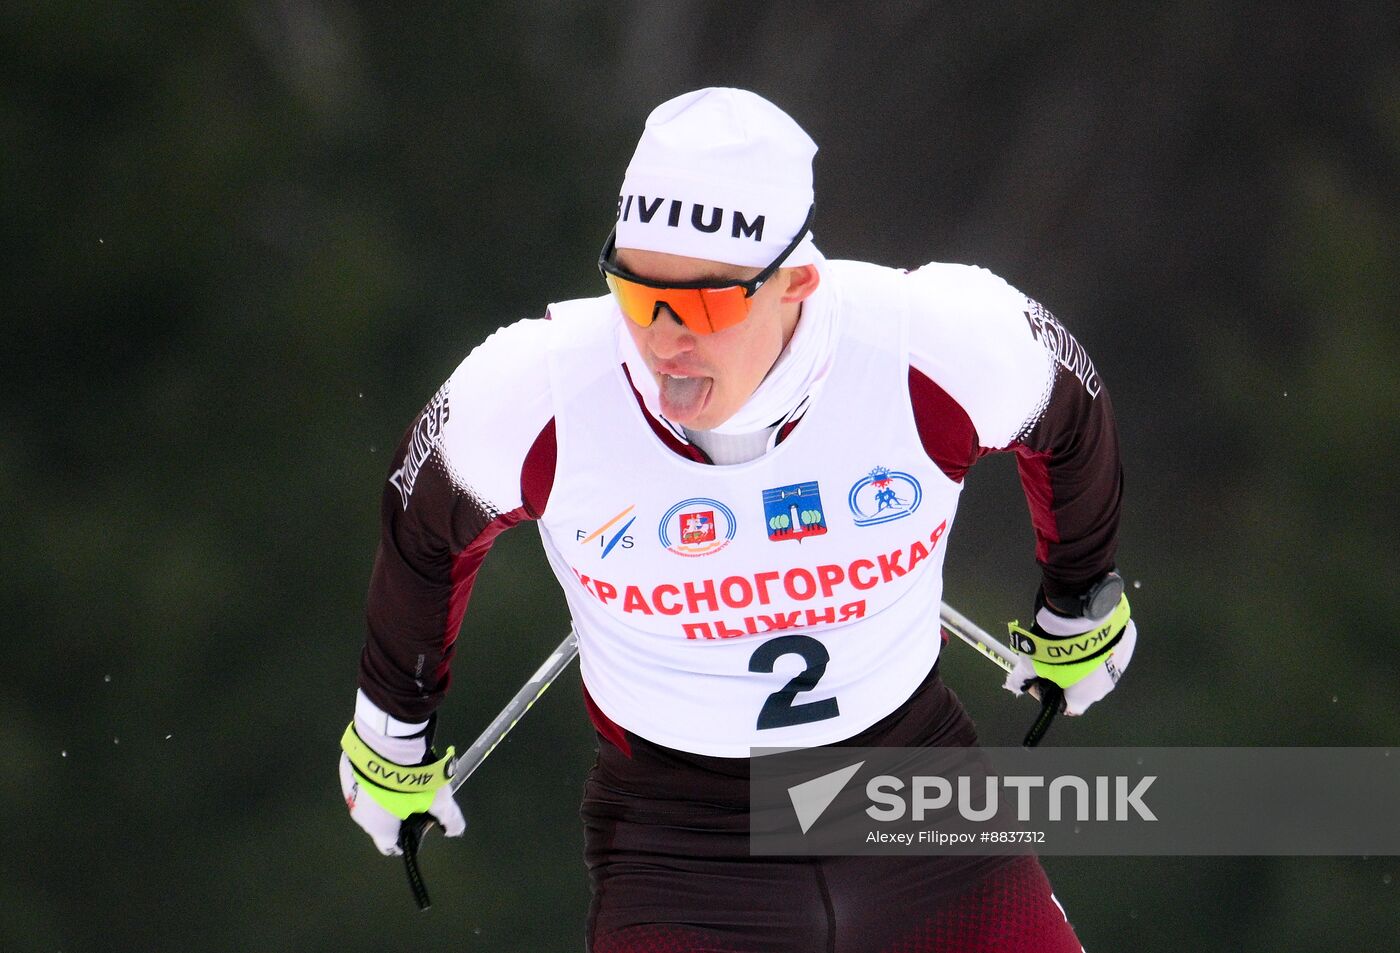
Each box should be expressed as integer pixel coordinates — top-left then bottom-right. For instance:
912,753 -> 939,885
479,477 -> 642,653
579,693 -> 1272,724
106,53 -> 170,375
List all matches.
645,305 -> 695,360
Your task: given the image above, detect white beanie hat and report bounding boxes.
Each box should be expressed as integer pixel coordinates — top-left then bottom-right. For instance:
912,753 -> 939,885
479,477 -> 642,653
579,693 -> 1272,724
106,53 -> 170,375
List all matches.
615,88 -> 818,269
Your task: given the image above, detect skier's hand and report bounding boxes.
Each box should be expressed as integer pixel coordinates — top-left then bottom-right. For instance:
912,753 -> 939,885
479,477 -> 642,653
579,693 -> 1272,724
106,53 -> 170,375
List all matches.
1002,586 -> 1135,716
338,699 -> 465,856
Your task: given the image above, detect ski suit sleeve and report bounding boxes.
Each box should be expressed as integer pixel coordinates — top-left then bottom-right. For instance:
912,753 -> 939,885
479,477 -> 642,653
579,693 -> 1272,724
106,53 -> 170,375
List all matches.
357,318 -> 558,723
905,264 -> 1122,602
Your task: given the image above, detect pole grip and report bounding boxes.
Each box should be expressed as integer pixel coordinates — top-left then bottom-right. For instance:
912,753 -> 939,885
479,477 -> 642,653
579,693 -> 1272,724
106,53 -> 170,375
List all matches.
1022,679 -> 1064,748
398,814 -> 435,911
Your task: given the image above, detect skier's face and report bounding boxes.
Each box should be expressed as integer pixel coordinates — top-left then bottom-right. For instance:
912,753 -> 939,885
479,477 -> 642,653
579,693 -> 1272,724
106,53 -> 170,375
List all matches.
616,247 -> 818,430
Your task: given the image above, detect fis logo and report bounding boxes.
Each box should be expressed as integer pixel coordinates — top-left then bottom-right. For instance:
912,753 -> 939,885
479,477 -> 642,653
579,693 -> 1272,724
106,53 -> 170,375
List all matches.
578,505 -> 637,559
763,481 -> 828,542
847,466 -> 922,527
659,497 -> 736,557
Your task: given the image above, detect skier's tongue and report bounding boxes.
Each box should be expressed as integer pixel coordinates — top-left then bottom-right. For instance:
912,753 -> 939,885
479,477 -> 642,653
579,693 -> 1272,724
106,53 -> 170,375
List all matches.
658,373 -> 711,421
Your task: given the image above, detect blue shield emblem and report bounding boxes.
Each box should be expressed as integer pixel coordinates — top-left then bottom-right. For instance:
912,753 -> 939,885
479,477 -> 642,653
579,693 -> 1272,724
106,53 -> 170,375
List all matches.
763,481 -> 828,542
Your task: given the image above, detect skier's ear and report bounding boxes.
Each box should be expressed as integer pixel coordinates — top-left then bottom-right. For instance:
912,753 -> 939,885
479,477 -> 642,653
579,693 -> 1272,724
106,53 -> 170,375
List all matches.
778,264 -> 820,304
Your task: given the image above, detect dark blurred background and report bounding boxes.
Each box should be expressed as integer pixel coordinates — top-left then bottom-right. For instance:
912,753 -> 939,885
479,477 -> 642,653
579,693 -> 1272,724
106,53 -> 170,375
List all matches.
4,2 -> 1397,951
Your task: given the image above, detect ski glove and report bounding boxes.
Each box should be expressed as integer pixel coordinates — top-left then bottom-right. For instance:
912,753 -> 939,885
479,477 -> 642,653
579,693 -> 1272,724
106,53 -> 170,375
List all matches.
339,692 -> 465,856
1002,582 -> 1136,716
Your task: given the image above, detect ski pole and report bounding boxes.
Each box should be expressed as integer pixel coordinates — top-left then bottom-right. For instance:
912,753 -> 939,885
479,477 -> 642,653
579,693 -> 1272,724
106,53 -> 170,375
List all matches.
397,629 -> 580,910
938,600 -> 1064,748
396,602 -> 1058,910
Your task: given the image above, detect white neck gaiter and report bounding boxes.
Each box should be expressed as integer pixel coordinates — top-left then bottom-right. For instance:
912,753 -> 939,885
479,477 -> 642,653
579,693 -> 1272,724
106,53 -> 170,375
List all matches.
619,255 -> 837,446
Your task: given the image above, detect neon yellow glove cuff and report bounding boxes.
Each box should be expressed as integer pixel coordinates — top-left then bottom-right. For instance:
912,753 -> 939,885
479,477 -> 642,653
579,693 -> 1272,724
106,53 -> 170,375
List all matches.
340,723 -> 456,820
1007,595 -> 1132,689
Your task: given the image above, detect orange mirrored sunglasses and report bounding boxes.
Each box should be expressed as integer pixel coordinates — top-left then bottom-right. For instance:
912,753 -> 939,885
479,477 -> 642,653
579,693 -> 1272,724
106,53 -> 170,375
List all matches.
598,205 -> 814,335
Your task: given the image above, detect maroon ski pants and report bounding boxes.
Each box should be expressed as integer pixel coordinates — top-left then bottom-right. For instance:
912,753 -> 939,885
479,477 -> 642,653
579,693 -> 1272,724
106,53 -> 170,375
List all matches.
582,664 -> 1084,953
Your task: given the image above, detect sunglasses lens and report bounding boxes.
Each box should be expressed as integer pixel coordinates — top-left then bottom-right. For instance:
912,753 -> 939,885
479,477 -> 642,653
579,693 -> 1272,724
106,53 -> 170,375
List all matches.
697,286 -> 751,333
605,274 -> 753,336
605,274 -> 657,327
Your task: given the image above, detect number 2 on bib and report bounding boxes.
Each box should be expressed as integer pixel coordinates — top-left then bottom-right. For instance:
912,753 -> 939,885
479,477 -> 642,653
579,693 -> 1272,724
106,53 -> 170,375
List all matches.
748,634 -> 840,730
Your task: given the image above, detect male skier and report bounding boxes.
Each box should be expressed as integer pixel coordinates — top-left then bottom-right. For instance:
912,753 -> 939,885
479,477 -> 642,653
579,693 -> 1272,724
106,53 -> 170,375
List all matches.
340,87 -> 1135,951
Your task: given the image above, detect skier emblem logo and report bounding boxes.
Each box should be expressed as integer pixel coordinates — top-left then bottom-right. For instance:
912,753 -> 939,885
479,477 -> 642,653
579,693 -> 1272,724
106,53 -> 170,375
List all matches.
658,498 -> 736,557
847,466 -> 922,526
762,481 -> 828,542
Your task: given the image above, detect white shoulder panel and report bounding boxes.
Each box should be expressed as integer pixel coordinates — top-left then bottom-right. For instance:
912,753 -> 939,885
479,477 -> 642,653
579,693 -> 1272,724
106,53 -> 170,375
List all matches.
435,317 -> 557,513
818,259 -> 912,348
904,263 -> 1055,449
537,294 -> 625,405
